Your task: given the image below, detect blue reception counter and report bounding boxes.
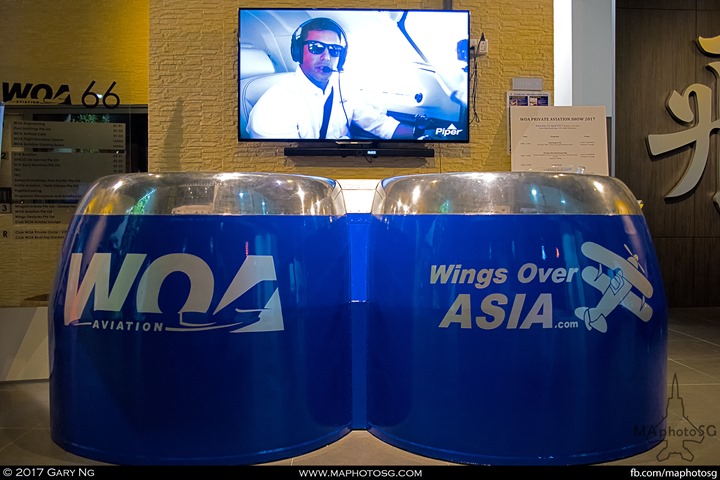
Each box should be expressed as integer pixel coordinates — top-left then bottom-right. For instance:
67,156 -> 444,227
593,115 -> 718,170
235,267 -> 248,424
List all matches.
49,171 -> 667,465
49,172 -> 352,465
365,172 -> 668,465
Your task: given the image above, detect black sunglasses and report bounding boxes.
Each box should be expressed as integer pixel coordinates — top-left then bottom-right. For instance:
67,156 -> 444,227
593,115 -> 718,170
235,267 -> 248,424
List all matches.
304,40 -> 345,57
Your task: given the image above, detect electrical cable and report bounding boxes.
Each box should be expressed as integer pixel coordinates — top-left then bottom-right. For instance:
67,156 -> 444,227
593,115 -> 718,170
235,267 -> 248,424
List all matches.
337,73 -> 351,132
468,44 -> 480,126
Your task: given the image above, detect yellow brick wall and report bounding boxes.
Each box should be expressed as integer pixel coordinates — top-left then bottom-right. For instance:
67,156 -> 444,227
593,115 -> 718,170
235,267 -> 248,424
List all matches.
149,0 -> 554,178
0,0 -> 149,105
0,0 -> 552,307
0,0 -> 149,307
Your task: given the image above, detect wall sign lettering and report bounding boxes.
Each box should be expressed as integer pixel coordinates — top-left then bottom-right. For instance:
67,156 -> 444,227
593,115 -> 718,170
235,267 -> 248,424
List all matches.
647,35 -> 720,209
1,80 -> 120,108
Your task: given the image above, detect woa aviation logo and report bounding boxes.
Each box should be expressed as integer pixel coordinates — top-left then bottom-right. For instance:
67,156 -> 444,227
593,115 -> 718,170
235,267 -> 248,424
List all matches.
63,253 -> 284,334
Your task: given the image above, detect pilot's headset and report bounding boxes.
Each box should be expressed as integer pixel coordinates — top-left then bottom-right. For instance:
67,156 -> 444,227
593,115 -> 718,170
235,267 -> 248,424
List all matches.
290,17 -> 348,72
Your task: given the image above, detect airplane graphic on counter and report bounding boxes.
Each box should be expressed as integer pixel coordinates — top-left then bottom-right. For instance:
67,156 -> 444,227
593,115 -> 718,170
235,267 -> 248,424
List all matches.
575,242 -> 654,333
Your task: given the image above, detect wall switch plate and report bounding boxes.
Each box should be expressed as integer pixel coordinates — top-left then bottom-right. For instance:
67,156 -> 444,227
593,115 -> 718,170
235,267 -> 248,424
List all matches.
512,77 -> 543,91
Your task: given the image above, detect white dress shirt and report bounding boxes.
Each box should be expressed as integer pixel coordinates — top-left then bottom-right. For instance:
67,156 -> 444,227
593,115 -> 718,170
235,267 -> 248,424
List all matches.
246,69 -> 400,139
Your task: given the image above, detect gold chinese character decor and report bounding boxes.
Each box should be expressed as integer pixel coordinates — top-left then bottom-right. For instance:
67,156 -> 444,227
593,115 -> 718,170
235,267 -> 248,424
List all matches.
647,35 -> 720,210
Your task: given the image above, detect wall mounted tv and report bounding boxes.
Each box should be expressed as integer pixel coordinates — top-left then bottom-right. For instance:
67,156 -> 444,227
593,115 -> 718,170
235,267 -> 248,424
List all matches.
238,8 -> 470,158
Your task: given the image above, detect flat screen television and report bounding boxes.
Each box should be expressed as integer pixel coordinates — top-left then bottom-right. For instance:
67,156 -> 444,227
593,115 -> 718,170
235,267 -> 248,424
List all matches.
238,8 -> 470,157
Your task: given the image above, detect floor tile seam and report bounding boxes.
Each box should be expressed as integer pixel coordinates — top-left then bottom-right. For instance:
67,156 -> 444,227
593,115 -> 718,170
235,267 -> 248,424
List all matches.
668,311 -> 720,325
664,382 -> 720,386
0,428 -> 33,455
668,359 -> 720,382
668,354 -> 720,360
674,317 -> 720,325
668,328 -> 720,348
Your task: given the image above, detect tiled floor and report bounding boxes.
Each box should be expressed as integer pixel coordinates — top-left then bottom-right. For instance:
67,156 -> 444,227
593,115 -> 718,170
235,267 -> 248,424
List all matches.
0,308 -> 718,467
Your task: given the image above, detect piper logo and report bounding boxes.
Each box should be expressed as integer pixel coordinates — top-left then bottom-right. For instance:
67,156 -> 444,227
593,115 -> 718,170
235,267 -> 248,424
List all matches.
435,123 -> 463,137
63,252 -> 284,333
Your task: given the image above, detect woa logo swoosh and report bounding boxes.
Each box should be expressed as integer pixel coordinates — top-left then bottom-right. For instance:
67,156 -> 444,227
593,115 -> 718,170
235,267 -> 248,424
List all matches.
63,253 -> 283,333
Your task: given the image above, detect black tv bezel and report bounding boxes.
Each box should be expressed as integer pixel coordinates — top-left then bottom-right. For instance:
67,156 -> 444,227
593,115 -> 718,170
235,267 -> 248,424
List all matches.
237,7 -> 471,153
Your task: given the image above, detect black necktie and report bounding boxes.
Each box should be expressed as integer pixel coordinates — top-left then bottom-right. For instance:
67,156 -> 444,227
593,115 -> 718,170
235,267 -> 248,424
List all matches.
319,87 -> 334,139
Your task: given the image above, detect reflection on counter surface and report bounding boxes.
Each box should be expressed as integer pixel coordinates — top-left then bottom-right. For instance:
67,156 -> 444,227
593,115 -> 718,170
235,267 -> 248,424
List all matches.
75,172 -> 346,216
367,171 -> 667,465
371,171 -> 639,215
48,172 -> 352,465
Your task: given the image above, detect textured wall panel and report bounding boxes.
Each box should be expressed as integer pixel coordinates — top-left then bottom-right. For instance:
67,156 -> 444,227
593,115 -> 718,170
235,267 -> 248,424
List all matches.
149,0 -> 554,177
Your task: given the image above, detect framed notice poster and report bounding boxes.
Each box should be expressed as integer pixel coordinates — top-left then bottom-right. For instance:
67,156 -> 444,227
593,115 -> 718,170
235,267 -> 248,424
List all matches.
506,91 -> 551,153
508,91 -> 550,107
509,105 -> 609,175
